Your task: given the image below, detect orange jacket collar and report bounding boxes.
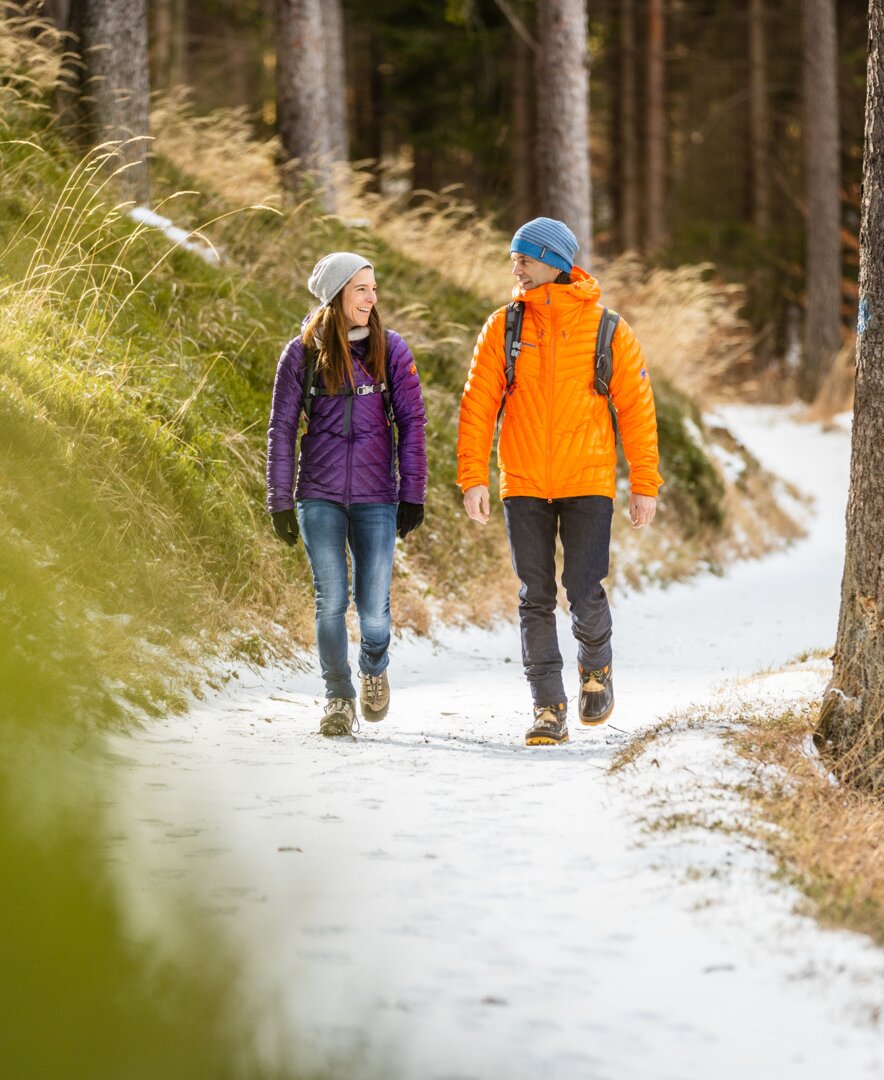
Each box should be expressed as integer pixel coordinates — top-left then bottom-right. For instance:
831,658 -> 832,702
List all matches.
511,263 -> 602,306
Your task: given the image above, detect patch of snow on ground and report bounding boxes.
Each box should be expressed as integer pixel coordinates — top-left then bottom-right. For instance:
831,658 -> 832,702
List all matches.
128,206 -> 221,264
101,405 -> 882,1079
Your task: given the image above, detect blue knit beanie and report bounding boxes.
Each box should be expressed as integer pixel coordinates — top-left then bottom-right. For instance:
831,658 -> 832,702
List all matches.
510,217 -> 579,272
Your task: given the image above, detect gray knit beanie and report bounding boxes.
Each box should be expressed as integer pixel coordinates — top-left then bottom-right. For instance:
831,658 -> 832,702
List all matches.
307,252 -> 373,307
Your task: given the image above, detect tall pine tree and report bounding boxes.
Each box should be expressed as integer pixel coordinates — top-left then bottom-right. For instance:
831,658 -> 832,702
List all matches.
61,0 -> 151,204
276,0 -> 335,209
800,0 -> 842,400
535,0 -> 592,256
817,0 -> 884,791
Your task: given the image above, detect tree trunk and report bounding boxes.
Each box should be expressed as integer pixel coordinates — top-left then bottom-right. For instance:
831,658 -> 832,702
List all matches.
749,0 -> 770,233
817,0 -> 884,791
321,0 -> 348,162
61,0 -> 151,205
275,0 -> 335,210
260,0 -> 276,131
748,0 -> 776,363
343,18 -> 383,189
41,0 -> 71,29
511,27 -> 536,227
535,0 -> 592,260
413,145 -> 436,193
619,0 -> 639,251
800,0 -> 842,401
150,0 -> 187,92
645,0 -> 666,252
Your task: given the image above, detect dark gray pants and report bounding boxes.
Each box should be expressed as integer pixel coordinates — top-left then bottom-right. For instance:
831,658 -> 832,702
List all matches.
503,495 -> 614,708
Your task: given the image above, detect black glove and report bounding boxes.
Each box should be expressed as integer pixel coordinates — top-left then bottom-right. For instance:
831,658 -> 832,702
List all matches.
271,509 -> 299,547
396,501 -> 424,539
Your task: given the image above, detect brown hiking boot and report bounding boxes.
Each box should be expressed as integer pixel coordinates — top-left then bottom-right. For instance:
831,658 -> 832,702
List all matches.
525,702 -> 569,746
359,670 -> 390,722
320,697 -> 357,737
578,663 -> 614,726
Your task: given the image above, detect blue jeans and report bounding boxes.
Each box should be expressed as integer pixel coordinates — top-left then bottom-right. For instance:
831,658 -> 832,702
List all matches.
297,499 -> 396,699
503,495 -> 614,708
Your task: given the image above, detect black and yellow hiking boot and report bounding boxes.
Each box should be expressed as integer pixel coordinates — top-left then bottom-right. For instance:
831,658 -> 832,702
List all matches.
525,702 -> 569,746
320,697 -> 357,737
578,663 -> 614,726
359,670 -> 390,722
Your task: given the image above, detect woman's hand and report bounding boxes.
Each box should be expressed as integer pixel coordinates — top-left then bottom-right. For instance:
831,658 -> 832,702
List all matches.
397,502 -> 424,539
271,509 -> 299,546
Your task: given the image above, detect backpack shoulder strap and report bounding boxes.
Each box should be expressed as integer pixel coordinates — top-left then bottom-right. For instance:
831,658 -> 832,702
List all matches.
302,343 -> 318,422
382,331 -> 397,479
594,307 -> 621,398
498,301 -> 524,421
381,331 -> 395,424
503,301 -> 524,393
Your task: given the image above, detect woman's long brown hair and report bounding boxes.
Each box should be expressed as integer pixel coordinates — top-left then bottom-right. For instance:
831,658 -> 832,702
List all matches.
302,292 -> 386,395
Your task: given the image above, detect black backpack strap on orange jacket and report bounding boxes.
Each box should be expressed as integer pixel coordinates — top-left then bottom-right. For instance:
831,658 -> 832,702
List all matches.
499,302 -> 621,414
594,307 -> 620,399
595,307 -> 621,438
498,300 -> 525,420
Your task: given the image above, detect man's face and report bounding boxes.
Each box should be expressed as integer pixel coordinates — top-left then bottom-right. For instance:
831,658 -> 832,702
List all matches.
510,252 -> 561,292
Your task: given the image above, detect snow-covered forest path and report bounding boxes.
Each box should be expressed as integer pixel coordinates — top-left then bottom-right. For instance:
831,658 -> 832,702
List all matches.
104,407 -> 884,1079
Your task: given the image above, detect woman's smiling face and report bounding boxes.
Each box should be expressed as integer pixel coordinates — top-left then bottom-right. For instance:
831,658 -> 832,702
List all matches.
341,267 -> 377,329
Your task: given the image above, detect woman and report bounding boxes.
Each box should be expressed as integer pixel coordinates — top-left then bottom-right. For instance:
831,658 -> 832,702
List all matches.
266,252 -> 427,737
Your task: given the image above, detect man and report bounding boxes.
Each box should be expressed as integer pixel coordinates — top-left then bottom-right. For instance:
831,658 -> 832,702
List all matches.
457,217 -> 662,747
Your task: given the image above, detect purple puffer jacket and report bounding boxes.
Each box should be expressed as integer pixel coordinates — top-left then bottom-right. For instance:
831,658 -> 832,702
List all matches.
266,329 -> 427,512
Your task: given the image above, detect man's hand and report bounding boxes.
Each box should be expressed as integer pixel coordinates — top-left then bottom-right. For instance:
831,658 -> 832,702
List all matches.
629,493 -> 657,528
463,485 -> 491,525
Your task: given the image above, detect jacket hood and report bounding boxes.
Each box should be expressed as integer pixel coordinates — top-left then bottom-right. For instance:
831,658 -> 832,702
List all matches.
511,263 -> 601,306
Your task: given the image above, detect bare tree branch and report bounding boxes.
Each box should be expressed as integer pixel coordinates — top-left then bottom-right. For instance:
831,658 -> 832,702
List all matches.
491,0 -> 536,53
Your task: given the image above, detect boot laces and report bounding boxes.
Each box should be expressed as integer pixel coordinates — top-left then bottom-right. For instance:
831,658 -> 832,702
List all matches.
532,704 -> 564,729
326,696 -> 353,716
325,698 -> 358,732
582,666 -> 609,691
363,674 -> 385,706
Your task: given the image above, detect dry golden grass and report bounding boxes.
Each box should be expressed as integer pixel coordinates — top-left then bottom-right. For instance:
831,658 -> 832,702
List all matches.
807,338 -> 857,422
611,675 -> 884,945
150,89 -> 751,413
733,703 -> 884,944
5,3 -> 756,418
338,173 -> 752,404
608,484 -> 804,596
151,90 -> 285,208
0,2 -> 64,106
602,256 -> 751,403
819,683 -> 884,797
337,162 -> 514,301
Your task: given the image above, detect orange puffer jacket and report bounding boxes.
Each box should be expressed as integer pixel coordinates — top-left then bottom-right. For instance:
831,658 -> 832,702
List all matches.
457,267 -> 663,501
